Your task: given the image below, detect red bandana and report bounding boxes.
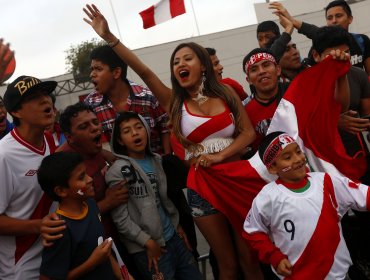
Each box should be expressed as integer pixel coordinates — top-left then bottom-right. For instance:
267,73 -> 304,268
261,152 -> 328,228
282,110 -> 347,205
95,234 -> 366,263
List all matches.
245,52 -> 276,74
263,133 -> 296,167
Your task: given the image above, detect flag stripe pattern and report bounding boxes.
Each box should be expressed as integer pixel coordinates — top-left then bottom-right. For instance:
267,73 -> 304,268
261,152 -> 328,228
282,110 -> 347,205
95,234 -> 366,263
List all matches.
140,0 -> 186,29
268,56 -> 366,180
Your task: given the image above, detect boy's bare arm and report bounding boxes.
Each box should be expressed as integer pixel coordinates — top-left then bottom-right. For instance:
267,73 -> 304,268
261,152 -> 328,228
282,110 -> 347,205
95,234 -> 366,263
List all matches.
0,214 -> 41,236
177,225 -> 192,252
66,239 -> 113,280
330,50 -> 351,112
160,132 -> 172,155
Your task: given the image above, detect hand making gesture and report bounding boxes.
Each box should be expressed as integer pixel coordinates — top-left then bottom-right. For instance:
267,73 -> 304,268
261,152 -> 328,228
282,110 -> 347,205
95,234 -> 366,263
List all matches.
83,4 -> 117,44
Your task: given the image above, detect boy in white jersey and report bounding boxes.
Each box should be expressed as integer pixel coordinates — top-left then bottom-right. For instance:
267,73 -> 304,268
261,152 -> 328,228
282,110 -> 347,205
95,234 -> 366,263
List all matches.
243,131 -> 370,279
0,75 -> 57,280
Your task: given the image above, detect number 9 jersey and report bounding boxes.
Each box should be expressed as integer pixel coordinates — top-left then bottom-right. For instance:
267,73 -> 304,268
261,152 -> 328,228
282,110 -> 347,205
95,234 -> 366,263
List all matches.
243,172 -> 370,279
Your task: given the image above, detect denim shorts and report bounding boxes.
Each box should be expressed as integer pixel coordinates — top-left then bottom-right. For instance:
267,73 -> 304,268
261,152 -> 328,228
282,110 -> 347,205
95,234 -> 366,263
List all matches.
187,188 -> 219,217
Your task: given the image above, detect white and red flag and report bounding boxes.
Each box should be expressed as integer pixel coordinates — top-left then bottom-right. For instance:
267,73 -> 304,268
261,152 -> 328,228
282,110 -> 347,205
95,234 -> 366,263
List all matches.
183,57 -> 366,233
139,0 -> 186,29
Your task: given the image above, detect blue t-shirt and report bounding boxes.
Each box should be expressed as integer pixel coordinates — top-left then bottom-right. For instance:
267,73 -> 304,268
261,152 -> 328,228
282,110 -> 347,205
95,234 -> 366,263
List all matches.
40,199 -> 116,280
134,157 -> 175,241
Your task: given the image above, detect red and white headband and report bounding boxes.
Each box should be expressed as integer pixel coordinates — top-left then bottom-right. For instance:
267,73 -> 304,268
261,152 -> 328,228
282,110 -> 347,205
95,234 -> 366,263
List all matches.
245,52 -> 276,74
263,133 -> 296,168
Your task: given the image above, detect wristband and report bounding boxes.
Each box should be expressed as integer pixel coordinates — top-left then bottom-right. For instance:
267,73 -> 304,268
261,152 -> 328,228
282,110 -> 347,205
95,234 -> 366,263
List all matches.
107,38 -> 120,48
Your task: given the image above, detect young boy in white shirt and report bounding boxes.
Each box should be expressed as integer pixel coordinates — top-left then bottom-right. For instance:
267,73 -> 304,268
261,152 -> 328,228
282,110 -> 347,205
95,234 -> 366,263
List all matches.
244,131 -> 370,279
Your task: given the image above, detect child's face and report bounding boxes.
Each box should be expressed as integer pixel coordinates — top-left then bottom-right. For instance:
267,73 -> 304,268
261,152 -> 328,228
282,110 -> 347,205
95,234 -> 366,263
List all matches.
118,118 -> 147,159
67,162 -> 94,198
257,31 -> 276,48
268,143 -> 307,183
12,91 -> 54,129
90,59 -> 119,96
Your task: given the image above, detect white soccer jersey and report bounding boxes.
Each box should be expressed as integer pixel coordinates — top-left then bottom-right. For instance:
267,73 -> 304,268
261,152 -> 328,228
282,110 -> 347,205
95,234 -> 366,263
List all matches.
0,129 -> 54,280
244,172 -> 370,280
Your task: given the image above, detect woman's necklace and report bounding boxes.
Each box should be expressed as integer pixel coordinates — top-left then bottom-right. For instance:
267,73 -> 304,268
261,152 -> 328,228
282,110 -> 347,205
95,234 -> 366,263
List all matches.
192,91 -> 209,105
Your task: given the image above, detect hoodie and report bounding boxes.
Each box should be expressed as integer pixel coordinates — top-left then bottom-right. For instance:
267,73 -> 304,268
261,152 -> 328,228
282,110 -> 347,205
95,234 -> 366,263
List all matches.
105,114 -> 179,254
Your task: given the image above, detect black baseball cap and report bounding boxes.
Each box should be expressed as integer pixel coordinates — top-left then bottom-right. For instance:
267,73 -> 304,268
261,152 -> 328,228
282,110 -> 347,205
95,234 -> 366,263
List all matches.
4,75 -> 57,112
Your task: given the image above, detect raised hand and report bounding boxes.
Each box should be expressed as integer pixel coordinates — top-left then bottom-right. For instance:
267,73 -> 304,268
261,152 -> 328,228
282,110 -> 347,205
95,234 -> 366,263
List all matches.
269,2 -> 293,22
277,14 -> 294,35
83,4 -> 113,42
0,39 -> 14,83
269,2 -> 302,30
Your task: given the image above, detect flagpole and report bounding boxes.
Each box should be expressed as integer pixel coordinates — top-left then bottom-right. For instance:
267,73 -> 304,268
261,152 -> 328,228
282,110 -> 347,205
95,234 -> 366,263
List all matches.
108,0 -> 122,40
188,0 -> 200,36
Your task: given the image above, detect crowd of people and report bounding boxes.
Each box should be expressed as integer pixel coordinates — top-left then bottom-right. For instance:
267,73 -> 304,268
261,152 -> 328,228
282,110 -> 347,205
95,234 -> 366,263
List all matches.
0,0 -> 369,279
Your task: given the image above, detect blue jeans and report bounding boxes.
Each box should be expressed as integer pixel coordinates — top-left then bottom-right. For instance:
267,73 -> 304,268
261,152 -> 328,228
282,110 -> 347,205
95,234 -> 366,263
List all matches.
187,188 -> 218,217
132,234 -> 201,280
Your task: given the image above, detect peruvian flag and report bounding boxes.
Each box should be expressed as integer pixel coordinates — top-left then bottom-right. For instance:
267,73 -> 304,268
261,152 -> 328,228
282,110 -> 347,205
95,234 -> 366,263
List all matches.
185,57 -> 366,233
139,0 -> 186,29
268,56 -> 366,180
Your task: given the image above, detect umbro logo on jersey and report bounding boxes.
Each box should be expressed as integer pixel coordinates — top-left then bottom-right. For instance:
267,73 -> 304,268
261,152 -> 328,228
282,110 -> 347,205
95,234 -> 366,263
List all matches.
25,170 -> 38,176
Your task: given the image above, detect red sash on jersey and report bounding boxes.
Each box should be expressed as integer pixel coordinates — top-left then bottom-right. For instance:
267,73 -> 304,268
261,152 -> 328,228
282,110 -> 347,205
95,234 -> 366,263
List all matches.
185,104 -> 233,144
15,132 -> 55,264
286,174 -> 340,279
15,194 -> 53,264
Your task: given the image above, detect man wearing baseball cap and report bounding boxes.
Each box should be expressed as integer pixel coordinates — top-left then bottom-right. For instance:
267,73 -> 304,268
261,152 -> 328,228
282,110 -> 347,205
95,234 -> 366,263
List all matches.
0,75 -> 58,279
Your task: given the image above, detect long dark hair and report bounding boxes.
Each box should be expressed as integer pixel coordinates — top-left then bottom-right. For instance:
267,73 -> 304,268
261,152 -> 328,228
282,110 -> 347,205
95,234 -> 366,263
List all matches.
169,42 -> 242,148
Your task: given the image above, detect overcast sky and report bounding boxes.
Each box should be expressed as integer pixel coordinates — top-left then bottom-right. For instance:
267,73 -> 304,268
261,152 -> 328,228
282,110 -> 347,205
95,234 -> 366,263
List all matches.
0,0 -> 266,81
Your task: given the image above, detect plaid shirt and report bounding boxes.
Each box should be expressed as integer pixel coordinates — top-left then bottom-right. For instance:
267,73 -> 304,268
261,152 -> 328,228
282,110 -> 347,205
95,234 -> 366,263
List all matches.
84,80 -> 169,154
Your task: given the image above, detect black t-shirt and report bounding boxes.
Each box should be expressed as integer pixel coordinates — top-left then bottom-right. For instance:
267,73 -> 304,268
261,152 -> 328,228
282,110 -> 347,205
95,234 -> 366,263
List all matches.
348,33 -> 370,69
40,199 -> 116,280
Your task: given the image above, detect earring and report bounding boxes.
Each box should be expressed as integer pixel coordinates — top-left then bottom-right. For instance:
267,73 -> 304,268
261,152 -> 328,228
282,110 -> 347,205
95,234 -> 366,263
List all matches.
192,72 -> 209,105
199,72 -> 206,93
